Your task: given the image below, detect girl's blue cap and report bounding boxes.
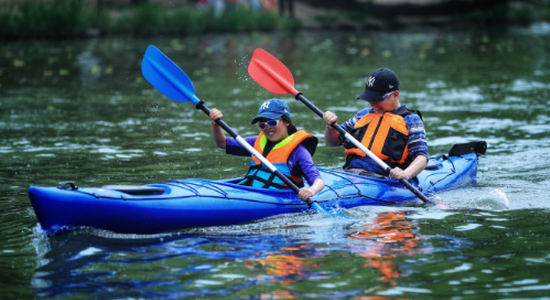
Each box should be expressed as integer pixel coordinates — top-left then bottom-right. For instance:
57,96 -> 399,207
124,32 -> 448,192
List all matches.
251,99 -> 291,124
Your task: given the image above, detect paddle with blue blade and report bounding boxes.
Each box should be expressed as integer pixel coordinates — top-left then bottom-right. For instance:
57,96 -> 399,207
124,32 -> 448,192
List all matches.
248,48 -> 433,205
141,45 -> 330,214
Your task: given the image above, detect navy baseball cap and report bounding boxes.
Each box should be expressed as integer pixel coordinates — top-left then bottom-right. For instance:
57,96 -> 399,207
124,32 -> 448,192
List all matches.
357,68 -> 400,103
251,99 -> 291,124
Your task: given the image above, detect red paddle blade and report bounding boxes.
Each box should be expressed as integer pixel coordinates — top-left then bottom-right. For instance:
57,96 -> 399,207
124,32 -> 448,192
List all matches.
248,48 -> 299,96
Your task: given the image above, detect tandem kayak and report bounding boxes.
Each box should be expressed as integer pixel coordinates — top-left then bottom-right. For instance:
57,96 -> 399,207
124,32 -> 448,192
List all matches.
28,142 -> 486,236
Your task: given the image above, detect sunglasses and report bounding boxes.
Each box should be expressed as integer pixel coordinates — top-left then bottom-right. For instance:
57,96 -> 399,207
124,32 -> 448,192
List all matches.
258,119 -> 281,130
370,91 -> 396,103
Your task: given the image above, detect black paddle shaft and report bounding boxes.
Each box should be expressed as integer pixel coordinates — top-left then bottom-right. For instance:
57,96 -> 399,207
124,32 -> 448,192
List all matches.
294,93 -> 432,204
195,100 -> 239,138
194,100 -> 313,205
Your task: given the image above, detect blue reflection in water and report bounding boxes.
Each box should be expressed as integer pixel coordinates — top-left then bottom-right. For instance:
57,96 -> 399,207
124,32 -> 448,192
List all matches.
32,209 -> 446,298
35,233 -> 265,298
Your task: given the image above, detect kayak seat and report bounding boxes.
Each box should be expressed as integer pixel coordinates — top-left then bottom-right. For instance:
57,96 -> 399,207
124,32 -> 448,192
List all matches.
102,185 -> 166,195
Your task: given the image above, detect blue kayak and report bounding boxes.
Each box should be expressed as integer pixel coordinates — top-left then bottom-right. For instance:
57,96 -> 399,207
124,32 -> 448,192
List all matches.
28,143 -> 485,236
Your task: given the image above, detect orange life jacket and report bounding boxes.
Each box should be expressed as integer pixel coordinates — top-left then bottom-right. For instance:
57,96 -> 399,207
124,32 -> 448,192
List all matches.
344,107 -> 420,169
239,130 -> 317,189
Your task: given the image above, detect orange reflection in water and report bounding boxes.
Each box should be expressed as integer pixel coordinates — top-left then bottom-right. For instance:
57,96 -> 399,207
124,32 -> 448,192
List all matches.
259,290 -> 296,300
349,211 -> 420,257
348,210 -> 425,286
256,253 -> 315,279
245,244 -> 318,287
245,211 -> 424,298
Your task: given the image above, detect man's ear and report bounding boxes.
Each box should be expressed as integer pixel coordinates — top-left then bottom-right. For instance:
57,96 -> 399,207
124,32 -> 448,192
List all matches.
393,90 -> 400,98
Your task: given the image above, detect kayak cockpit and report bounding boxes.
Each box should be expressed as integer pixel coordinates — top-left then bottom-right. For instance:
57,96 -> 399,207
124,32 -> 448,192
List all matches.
101,185 -> 166,195
57,181 -> 167,196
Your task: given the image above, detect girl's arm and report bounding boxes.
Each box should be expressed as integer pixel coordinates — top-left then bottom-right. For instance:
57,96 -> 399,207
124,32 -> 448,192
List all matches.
298,177 -> 325,201
209,109 -> 226,149
291,146 -> 326,200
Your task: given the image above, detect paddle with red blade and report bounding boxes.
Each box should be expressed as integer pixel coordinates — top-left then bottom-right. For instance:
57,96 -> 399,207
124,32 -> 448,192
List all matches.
248,48 -> 432,205
141,45 -> 329,214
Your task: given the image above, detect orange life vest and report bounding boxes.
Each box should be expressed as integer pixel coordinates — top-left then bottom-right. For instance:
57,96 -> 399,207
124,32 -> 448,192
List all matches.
239,130 -> 317,189
344,107 -> 420,169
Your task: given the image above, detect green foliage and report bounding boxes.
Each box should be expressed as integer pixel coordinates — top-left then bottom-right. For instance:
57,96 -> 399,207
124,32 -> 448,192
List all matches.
210,7 -> 257,31
112,2 -> 164,33
463,1 -> 549,24
506,1 -> 550,23
0,0 -> 291,39
253,11 -> 280,31
510,5 -> 536,23
165,7 -> 208,33
348,9 -> 370,23
205,8 -> 279,32
3,0 -> 548,40
280,17 -> 302,32
314,12 -> 338,26
91,13 -> 113,33
0,5 -> 17,37
0,0 -> 91,38
467,3 -> 510,23
110,4 -> 280,34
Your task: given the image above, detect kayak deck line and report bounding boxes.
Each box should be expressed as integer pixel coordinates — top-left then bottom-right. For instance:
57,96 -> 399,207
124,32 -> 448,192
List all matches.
316,169 -> 401,205
168,179 -> 232,198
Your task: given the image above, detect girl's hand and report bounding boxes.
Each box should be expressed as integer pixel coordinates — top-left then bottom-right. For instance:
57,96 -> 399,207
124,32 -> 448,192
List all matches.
209,109 -> 223,125
298,188 -> 314,201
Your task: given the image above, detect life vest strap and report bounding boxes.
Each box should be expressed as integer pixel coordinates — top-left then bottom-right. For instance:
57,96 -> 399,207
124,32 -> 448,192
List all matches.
238,164 -> 304,189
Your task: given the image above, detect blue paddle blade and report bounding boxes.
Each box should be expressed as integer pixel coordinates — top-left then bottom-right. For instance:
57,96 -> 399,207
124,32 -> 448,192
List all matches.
141,45 -> 200,105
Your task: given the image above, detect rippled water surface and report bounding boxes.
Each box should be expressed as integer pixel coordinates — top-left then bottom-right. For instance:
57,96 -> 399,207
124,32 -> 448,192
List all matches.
2,24 -> 550,299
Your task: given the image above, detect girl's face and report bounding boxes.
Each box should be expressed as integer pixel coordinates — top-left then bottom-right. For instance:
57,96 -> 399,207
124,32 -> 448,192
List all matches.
258,118 -> 290,142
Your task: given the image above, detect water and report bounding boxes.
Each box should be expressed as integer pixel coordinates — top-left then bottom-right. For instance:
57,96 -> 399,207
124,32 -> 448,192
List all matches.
2,23 -> 550,298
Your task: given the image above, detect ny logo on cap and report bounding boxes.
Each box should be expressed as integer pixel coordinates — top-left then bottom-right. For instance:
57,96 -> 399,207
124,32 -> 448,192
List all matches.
260,101 -> 270,110
367,76 -> 376,87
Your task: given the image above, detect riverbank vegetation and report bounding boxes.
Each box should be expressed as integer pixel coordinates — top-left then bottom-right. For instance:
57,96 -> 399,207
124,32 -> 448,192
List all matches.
0,0 -> 549,40
0,0 -> 301,40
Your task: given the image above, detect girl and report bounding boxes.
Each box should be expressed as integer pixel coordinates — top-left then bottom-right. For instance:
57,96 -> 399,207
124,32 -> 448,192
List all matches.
209,98 -> 325,200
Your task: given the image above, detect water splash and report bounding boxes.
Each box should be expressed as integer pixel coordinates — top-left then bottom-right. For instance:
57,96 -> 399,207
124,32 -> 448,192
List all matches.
31,224 -> 52,268
472,189 -> 509,210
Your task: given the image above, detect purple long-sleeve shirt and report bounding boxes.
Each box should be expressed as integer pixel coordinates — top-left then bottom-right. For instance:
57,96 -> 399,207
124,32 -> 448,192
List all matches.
225,136 -> 322,186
